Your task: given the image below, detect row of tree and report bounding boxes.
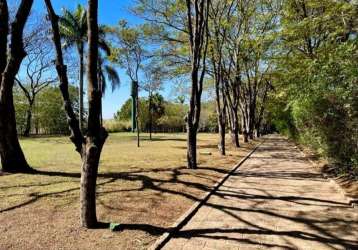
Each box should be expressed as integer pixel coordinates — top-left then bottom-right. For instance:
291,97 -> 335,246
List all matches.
132,0 -> 279,167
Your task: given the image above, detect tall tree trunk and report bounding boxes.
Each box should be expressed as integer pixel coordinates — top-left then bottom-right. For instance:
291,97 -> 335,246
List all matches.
45,0 -> 106,228
80,134 -> 106,227
149,92 -> 152,140
231,109 -> 240,147
186,69 -> 201,169
0,0 -> 33,173
23,99 -> 34,137
187,123 -> 197,169
78,45 -> 84,132
218,103 -> 226,156
80,0 -> 108,228
242,112 -> 249,143
248,99 -> 256,140
214,73 -> 226,156
185,0 -> 209,169
44,0 -> 84,152
136,95 -> 140,147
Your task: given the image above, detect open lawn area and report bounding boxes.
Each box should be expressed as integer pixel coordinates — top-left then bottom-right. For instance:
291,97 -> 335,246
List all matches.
0,133 -> 258,250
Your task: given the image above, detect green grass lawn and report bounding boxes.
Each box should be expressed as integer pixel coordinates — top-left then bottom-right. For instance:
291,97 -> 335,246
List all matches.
0,132 -> 258,250
19,133 -> 190,171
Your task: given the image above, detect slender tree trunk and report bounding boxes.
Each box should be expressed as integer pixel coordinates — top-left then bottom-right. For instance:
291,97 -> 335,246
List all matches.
249,101 -> 256,140
80,0 -> 108,228
218,105 -> 226,156
136,96 -> 140,147
214,75 -> 226,156
186,73 -> 200,169
0,0 -> 33,173
185,0 -> 209,169
23,99 -> 34,137
80,135 -> 105,227
242,113 -> 249,143
231,108 -> 240,147
149,92 -> 152,140
78,45 -> 84,132
187,124 -> 197,169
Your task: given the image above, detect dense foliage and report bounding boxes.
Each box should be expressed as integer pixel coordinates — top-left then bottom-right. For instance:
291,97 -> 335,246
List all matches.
268,0 -> 358,175
112,95 -> 217,133
15,86 -> 79,135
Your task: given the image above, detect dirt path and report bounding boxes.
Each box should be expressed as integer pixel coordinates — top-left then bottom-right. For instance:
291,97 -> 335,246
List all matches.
162,135 -> 358,250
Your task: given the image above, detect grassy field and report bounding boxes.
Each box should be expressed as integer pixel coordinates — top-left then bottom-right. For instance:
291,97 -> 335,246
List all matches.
0,133 -> 259,250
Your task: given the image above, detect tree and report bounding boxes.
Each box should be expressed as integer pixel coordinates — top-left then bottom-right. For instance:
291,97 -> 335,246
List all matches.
207,0 -> 236,154
0,0 -> 33,172
59,5 -> 87,132
98,51 -> 120,124
269,0 -> 358,172
80,0 -> 107,227
16,18 -> 56,137
226,0 -> 278,142
14,85 -> 79,135
142,64 -> 164,139
109,21 -> 145,147
45,0 -> 108,227
147,93 -> 165,133
98,57 -> 120,97
185,0 -> 210,169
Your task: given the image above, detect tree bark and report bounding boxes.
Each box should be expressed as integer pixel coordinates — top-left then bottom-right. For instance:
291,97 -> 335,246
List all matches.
136,95 -> 140,147
218,104 -> 226,156
44,0 -> 84,154
0,0 -> 33,173
0,0 -> 8,80
187,124 -> 197,169
23,99 -> 34,137
185,0 -> 209,169
242,112 -> 249,143
214,71 -> 226,156
230,109 -> 240,147
78,45 -> 84,132
45,0 -> 106,228
79,0 -> 108,228
149,92 -> 152,140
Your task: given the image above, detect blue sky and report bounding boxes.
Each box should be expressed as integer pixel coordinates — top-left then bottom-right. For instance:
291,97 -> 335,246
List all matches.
31,0 -> 158,119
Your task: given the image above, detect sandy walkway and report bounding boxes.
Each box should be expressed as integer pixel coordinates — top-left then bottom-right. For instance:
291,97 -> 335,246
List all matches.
163,135 -> 358,250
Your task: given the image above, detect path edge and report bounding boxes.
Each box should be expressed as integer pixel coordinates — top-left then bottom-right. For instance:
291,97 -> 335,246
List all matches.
294,144 -> 358,209
149,140 -> 264,250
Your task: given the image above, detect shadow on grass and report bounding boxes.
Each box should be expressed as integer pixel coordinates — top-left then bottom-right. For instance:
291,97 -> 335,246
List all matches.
110,223 -> 170,235
141,137 -> 187,142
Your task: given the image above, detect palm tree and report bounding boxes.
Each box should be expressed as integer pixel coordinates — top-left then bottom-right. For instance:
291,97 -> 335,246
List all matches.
60,8 -> 119,129
98,54 -> 120,123
98,57 -> 120,96
97,25 -> 120,97
59,4 -> 87,131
